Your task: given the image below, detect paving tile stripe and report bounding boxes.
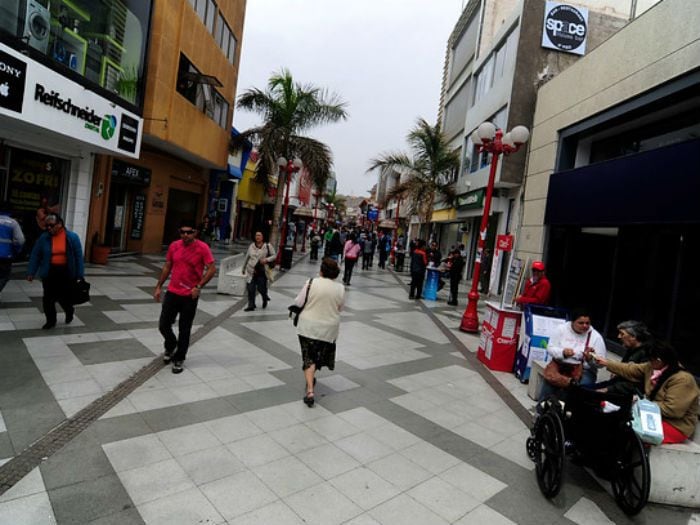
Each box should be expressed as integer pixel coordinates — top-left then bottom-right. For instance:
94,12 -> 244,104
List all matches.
385,269 -> 534,427
0,256 -> 301,496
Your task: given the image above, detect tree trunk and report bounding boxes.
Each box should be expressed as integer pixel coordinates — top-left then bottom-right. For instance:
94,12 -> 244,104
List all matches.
269,170 -> 287,251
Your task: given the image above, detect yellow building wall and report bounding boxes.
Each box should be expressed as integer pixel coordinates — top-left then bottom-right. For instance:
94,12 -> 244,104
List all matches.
143,0 -> 246,167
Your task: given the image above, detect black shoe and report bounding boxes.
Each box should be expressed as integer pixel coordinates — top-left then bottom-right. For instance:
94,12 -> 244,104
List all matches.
42,321 -> 56,330
262,297 -> 269,309
172,361 -> 184,374
409,295 -> 414,299
163,350 -> 174,363
244,306 -> 255,312
303,393 -> 315,407
65,309 -> 74,324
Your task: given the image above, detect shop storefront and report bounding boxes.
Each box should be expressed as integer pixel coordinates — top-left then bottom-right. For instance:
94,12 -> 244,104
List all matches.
0,42 -> 143,256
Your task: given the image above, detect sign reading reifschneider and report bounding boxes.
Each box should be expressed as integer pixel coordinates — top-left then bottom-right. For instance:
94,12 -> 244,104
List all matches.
0,43 -> 142,158
541,2 -> 589,56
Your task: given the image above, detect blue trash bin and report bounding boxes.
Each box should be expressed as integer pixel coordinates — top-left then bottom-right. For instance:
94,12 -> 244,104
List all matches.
424,267 -> 440,300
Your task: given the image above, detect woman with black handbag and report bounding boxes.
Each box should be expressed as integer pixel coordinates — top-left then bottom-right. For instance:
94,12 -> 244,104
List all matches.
291,258 -> 344,407
26,214 -> 85,329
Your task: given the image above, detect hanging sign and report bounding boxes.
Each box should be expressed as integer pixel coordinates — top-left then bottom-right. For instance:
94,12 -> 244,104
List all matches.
542,2 -> 589,56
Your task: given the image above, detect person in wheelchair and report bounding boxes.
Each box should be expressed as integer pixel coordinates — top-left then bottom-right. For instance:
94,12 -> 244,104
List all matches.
592,341 -> 699,444
593,320 -> 651,396
538,309 -> 607,403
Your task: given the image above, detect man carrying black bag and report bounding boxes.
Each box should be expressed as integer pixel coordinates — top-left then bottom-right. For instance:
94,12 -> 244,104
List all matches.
27,214 -> 84,329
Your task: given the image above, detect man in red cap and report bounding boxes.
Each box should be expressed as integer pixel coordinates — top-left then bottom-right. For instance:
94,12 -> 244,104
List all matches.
515,260 -> 551,306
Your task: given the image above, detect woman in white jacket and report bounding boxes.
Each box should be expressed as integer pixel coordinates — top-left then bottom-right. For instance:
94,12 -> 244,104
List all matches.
540,309 -> 607,401
293,258 -> 345,407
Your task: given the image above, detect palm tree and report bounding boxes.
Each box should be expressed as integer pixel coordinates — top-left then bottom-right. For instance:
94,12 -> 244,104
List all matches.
324,189 -> 347,224
233,69 -> 348,247
367,118 -> 459,238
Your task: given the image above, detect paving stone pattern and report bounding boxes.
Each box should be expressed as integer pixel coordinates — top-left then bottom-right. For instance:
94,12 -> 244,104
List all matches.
0,248 -> 697,524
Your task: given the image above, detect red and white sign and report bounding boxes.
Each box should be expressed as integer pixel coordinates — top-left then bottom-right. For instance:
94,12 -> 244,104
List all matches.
496,234 -> 514,252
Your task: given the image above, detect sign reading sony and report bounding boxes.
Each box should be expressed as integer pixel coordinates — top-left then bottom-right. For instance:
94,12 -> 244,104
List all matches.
0,43 -> 142,159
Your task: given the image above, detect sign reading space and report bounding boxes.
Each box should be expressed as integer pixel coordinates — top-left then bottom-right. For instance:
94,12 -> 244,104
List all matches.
541,1 -> 589,56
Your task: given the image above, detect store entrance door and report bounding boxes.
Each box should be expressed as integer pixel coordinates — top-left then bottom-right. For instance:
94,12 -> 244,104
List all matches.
106,183 -> 128,250
163,189 -> 199,245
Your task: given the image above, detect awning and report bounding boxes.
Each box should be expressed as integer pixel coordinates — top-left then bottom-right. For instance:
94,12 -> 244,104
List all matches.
293,207 -> 314,217
431,208 -> 457,223
546,138 -> 700,225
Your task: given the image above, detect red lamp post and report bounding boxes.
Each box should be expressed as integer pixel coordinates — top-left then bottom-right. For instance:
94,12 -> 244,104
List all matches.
276,157 -> 303,266
459,122 -> 529,332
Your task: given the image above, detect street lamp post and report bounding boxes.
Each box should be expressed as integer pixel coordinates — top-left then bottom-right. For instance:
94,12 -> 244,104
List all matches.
459,122 -> 529,333
276,156 -> 303,267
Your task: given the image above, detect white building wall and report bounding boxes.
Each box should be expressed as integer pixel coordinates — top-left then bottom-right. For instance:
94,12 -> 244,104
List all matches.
63,155 -> 95,244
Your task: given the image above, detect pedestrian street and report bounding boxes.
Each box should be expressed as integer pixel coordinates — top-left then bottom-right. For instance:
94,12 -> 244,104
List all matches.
0,255 -> 696,524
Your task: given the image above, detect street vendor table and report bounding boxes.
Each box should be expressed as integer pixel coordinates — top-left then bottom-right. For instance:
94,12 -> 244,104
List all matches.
477,301 -> 522,372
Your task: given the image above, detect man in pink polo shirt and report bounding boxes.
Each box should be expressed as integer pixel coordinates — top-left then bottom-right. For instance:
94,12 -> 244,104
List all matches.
154,219 -> 216,374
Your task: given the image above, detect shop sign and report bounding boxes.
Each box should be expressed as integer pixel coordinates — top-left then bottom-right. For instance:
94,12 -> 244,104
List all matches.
151,185 -> 166,213
542,2 -> 589,56
0,49 -> 27,113
0,43 -> 143,158
130,194 -> 146,240
457,188 -> 485,209
112,159 -> 151,186
496,234 -> 514,252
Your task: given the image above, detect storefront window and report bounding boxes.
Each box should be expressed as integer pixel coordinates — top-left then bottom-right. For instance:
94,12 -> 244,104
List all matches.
0,0 -> 152,108
0,146 -> 69,259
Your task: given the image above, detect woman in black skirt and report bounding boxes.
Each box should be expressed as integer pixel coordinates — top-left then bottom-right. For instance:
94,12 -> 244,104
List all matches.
293,258 -> 345,406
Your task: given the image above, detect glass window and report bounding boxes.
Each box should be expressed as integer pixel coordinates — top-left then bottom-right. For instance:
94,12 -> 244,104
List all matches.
0,0 -> 152,108
216,13 -> 226,48
227,32 -> 237,63
196,0 -> 207,20
205,0 -> 216,34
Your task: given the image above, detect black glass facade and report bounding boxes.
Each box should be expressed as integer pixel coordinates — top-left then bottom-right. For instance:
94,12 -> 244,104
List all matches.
0,0 -> 152,109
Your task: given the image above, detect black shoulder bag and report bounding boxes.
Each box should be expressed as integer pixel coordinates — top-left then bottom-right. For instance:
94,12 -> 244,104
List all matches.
288,278 -> 313,326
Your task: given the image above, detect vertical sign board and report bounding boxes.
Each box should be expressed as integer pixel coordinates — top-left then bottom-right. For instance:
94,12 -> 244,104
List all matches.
488,234 -> 514,296
130,194 -> 146,240
502,257 -> 526,308
541,2 -> 589,56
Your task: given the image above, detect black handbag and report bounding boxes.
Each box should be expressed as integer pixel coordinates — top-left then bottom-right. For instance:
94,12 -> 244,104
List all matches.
70,278 -> 91,305
288,278 -> 313,327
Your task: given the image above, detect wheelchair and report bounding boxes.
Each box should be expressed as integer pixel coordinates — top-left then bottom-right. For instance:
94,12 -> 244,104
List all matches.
526,385 -> 650,515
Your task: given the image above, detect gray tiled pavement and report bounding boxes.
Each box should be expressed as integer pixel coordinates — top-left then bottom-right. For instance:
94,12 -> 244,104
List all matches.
0,248 -> 698,524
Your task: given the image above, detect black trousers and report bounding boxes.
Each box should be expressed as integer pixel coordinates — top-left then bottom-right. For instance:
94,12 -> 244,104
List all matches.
310,244 -> 319,260
42,265 -> 74,324
159,291 -> 198,361
247,274 -> 269,307
449,275 -> 460,304
343,258 -> 357,284
362,252 -> 371,269
409,271 -> 425,299
378,250 -> 388,269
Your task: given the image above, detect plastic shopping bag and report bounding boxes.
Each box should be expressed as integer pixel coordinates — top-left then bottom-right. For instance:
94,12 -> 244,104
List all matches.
632,398 -> 664,445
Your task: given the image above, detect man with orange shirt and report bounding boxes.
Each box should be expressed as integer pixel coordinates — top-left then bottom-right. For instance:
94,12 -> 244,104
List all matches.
27,214 -> 84,329
154,219 -> 216,374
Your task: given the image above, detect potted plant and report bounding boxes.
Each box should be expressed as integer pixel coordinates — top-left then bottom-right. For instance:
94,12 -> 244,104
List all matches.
116,66 -> 139,104
91,232 -> 111,264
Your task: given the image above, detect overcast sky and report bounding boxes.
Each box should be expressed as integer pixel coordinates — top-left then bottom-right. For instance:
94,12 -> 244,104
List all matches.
232,0 -> 465,197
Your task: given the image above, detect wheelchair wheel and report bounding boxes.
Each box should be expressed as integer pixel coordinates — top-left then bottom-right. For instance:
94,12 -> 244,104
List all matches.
534,410 -> 566,498
611,431 -> 650,515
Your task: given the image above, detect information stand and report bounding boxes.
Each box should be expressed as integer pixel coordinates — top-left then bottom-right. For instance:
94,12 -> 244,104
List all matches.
513,305 -> 568,382
477,301 -> 522,372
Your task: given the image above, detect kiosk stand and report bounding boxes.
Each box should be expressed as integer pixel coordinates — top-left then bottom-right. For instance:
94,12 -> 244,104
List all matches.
477,302 -> 522,372
514,305 -> 568,382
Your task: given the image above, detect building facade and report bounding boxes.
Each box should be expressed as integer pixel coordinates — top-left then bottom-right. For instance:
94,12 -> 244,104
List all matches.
87,0 -> 245,256
437,0 -> 653,292
519,0 -> 700,372
0,0 -> 151,256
